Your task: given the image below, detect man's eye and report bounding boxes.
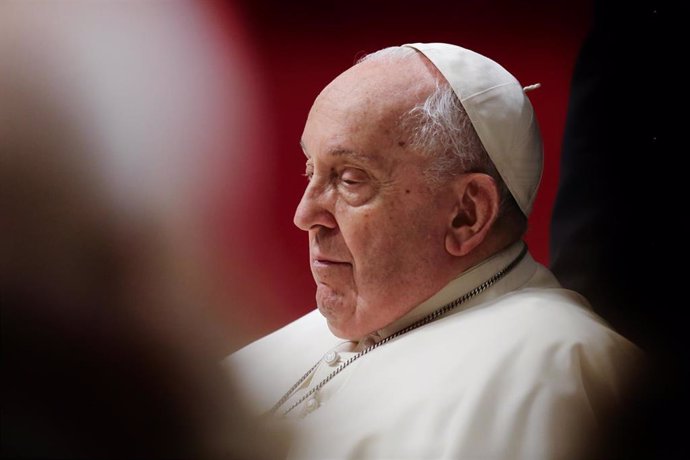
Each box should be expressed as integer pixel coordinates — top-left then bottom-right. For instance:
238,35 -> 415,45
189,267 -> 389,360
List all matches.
340,169 -> 367,186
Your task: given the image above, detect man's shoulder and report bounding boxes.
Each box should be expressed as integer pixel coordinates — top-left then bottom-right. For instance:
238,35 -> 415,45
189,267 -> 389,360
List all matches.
502,286 -> 631,344
424,285 -> 639,359
383,286 -> 641,403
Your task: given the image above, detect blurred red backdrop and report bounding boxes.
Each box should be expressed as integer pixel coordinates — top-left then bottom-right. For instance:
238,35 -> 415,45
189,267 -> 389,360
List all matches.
210,0 -> 592,350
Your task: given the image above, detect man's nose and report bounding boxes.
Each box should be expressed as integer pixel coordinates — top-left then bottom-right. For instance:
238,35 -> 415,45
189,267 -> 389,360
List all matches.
293,184 -> 337,231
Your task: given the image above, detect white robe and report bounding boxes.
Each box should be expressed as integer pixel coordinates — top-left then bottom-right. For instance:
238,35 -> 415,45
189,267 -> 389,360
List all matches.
225,242 -> 642,459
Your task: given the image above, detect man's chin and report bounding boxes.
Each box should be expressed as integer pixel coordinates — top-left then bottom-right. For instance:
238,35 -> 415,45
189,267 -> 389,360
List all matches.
317,304 -> 358,340
315,286 -> 364,339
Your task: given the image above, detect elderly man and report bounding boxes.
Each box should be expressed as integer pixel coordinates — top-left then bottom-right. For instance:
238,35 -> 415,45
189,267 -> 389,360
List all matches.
227,43 -> 640,459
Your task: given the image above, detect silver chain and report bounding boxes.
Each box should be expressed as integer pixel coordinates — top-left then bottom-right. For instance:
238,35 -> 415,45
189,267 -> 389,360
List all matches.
268,244 -> 528,417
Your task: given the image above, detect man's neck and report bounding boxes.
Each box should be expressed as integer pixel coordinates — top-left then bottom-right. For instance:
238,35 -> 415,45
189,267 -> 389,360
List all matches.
357,239 -> 527,346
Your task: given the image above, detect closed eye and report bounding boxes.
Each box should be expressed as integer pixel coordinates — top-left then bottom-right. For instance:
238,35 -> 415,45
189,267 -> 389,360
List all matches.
340,168 -> 368,186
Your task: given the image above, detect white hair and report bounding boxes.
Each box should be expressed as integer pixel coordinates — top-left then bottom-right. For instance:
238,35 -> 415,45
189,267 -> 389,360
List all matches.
359,46 -> 520,222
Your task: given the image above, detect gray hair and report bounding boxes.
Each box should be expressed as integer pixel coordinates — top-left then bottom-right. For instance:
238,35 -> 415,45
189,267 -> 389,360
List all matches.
359,47 -> 524,227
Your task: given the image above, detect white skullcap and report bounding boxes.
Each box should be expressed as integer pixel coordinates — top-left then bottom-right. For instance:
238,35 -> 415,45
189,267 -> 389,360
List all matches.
403,42 -> 543,216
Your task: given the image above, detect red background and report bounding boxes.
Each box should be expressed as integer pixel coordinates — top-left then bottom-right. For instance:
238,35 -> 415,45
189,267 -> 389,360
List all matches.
213,0 -> 592,348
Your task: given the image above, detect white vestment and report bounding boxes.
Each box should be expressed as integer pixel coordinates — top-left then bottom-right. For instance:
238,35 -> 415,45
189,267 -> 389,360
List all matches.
226,242 -> 641,459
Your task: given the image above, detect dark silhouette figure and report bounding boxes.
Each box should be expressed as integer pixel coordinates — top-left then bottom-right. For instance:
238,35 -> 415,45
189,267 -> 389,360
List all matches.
550,1 -> 684,457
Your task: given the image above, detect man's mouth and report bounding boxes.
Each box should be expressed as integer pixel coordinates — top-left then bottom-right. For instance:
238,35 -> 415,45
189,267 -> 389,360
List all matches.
311,253 -> 351,267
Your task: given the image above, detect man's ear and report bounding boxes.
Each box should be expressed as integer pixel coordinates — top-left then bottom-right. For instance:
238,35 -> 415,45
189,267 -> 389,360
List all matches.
445,173 -> 500,257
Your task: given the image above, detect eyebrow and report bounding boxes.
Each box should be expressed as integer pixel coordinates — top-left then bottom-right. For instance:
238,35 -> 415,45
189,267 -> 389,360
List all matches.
299,140 -> 378,165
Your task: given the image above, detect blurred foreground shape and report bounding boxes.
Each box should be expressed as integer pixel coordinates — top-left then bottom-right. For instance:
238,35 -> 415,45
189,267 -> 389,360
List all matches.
1,1 -> 287,458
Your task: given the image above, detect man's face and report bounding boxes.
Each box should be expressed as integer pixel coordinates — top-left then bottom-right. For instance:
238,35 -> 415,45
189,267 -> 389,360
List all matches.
294,58 -> 456,339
